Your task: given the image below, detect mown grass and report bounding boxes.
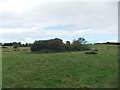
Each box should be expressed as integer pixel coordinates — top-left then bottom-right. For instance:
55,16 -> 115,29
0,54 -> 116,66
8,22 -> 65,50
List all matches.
2,44 -> 118,88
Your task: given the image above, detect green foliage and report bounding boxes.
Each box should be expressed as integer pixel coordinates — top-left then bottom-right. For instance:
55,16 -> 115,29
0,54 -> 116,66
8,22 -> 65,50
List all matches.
20,43 -> 32,47
13,44 -> 19,49
31,38 -> 64,52
31,40 -> 48,51
71,41 -> 82,50
78,37 -> 87,44
47,38 -> 63,51
66,41 -> 70,44
70,40 -> 89,51
30,37 -> 89,52
63,44 -> 70,51
63,41 -> 71,51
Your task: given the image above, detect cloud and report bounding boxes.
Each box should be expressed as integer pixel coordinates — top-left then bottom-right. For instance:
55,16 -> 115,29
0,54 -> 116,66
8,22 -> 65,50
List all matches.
0,0 -> 118,43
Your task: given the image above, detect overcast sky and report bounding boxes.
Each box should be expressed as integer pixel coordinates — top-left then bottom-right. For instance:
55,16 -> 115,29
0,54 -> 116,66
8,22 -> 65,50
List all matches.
0,0 -> 119,43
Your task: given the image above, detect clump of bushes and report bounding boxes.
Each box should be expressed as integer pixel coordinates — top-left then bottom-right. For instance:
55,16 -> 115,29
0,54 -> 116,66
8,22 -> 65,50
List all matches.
31,37 -> 90,53
31,38 -> 64,52
94,49 -> 98,51
47,38 -> 63,52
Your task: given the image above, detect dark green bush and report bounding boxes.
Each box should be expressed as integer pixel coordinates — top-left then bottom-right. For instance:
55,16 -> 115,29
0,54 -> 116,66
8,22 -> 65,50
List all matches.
31,38 -> 63,52
85,51 -> 97,54
47,38 -> 63,51
13,44 -> 19,49
30,37 -> 90,52
31,40 -> 48,51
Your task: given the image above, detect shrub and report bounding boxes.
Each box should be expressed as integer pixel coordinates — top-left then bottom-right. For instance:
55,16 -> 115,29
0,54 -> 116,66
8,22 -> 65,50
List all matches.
94,49 -> 98,51
63,44 -> 70,51
85,51 -> 97,54
31,38 -> 64,52
70,41 -> 89,51
31,40 -> 48,52
13,44 -> 19,49
70,41 -> 82,51
47,38 -> 63,51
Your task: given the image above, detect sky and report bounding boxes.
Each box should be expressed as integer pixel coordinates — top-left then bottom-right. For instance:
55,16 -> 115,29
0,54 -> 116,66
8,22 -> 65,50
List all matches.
0,0 -> 119,44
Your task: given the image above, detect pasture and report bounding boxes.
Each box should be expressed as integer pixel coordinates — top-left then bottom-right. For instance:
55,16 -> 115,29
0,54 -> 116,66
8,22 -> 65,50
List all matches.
2,44 -> 118,88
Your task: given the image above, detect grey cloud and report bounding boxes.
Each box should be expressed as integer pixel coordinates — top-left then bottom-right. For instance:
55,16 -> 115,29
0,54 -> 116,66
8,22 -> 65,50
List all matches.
0,1 -> 118,42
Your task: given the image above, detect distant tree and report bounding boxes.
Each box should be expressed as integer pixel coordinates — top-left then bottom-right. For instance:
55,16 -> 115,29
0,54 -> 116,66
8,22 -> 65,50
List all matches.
13,42 -> 17,45
20,44 -> 25,47
10,43 -> 13,46
63,44 -> 70,51
28,43 -> 32,47
78,37 -> 87,44
70,37 -> 89,51
3,43 -> 13,46
106,42 -> 110,44
0,43 -> 2,46
13,44 -> 19,49
71,41 -> 82,51
63,41 -> 71,50
18,42 -> 21,45
25,43 -> 28,47
66,41 -> 70,44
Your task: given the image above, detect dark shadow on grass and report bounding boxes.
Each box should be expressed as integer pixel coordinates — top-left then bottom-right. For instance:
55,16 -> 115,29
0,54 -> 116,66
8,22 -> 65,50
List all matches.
26,49 -> 91,54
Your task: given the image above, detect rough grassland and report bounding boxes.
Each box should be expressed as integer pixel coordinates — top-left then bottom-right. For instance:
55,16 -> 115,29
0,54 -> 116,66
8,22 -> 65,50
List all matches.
2,44 -> 118,88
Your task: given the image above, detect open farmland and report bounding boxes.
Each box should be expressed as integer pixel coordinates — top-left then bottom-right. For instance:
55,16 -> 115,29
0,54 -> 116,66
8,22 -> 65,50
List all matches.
2,44 -> 118,88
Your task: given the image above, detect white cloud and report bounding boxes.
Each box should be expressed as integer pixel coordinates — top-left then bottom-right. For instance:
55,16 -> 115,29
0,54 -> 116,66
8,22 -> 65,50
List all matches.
0,0 -> 118,43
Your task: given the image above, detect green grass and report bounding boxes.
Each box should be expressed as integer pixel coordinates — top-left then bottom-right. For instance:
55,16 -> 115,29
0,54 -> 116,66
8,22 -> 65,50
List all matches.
2,44 -> 118,88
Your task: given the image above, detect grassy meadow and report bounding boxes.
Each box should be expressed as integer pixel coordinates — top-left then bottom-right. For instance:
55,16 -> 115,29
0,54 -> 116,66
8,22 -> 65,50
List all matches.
2,44 -> 118,88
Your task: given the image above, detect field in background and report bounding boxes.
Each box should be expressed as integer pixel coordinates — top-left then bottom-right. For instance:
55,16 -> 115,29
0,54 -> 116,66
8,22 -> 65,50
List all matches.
2,44 -> 118,88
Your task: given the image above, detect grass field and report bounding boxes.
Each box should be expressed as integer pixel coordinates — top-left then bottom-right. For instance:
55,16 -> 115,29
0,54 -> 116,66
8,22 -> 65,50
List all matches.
2,44 -> 118,88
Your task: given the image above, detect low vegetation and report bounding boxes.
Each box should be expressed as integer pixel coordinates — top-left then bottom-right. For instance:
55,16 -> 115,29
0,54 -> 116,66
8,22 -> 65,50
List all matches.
2,44 -> 118,88
85,51 -> 97,54
31,37 -> 89,52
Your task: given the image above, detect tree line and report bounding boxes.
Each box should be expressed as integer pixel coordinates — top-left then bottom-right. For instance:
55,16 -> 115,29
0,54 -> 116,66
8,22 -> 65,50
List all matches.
2,42 -> 32,47
1,37 -> 90,52
94,42 -> 120,45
